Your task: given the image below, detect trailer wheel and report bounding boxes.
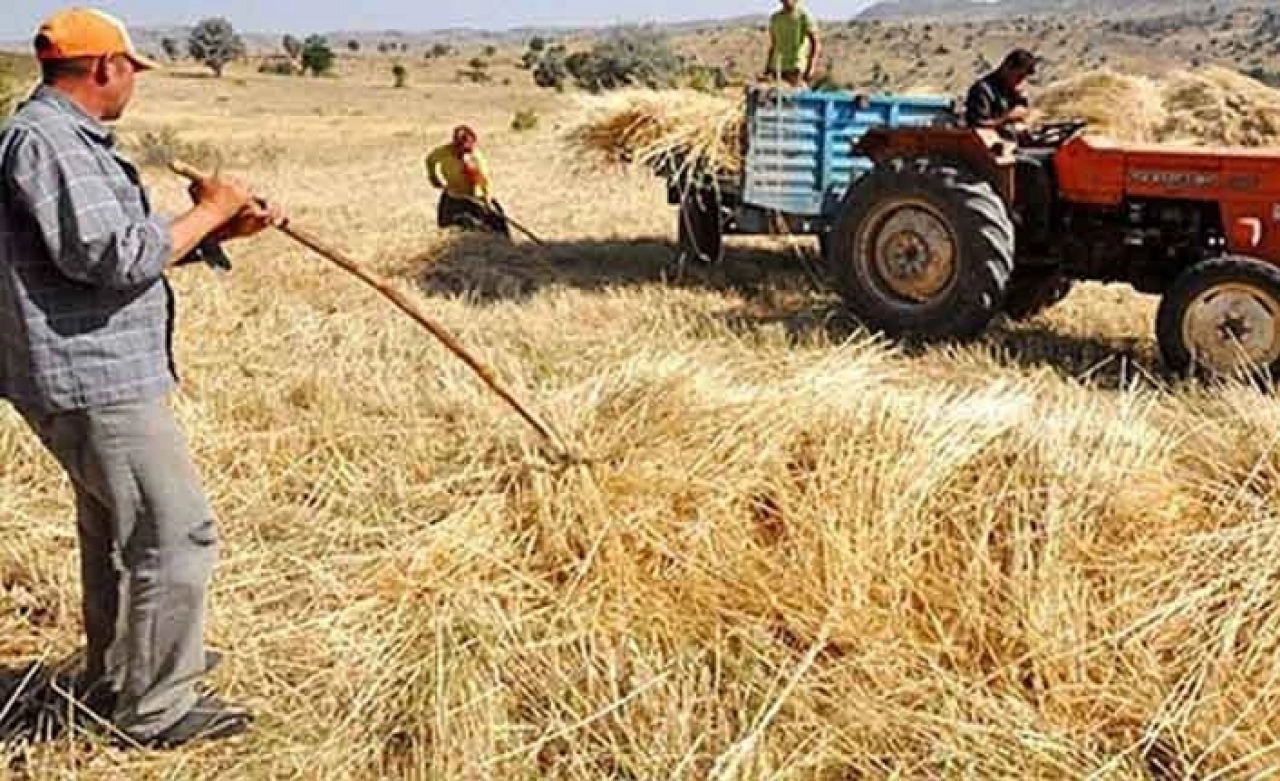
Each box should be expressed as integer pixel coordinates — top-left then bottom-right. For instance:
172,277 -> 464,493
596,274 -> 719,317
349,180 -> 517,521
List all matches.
1157,256 -> 1280,378
677,188 -> 723,264
828,159 -> 1014,340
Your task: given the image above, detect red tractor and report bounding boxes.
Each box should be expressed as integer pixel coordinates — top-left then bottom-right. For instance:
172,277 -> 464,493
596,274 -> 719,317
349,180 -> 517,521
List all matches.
827,121 -> 1280,377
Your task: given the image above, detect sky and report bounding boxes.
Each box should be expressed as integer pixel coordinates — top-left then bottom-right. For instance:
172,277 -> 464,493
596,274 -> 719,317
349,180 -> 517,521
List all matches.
4,1 -> 877,38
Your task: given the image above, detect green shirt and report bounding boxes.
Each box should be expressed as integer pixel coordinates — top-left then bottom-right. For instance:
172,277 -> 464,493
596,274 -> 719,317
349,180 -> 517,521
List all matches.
769,7 -> 817,74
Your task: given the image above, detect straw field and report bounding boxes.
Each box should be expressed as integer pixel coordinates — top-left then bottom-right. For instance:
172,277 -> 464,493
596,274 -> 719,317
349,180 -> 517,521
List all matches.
3,56 -> 1280,781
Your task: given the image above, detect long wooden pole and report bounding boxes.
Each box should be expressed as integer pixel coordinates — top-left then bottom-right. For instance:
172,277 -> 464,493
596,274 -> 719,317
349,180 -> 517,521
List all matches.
170,160 -> 570,455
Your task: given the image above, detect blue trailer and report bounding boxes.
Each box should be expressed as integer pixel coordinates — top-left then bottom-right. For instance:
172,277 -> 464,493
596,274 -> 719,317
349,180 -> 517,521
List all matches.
669,87 -> 958,263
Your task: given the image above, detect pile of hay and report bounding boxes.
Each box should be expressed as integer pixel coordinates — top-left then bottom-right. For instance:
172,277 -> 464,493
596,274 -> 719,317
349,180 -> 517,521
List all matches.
1035,70 -> 1166,141
566,90 -> 744,180
1159,67 -> 1280,146
1039,66 -> 1280,146
568,67 -> 1280,179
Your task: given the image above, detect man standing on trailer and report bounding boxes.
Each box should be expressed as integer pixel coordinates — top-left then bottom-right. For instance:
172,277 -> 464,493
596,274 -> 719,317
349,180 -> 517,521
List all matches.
763,0 -> 821,88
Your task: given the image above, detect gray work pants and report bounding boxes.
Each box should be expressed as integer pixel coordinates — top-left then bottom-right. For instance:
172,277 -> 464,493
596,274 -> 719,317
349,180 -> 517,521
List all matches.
19,396 -> 216,740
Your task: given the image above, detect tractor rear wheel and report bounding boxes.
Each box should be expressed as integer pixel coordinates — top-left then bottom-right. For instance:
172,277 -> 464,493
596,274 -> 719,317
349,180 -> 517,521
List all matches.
1157,256 -> 1280,378
677,188 -> 723,264
828,159 -> 1014,340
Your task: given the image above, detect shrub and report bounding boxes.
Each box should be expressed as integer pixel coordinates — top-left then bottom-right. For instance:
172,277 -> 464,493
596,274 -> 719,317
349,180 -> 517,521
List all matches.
188,17 -> 245,77
258,60 -> 297,76
392,63 -> 408,88
429,43 -> 452,59
1,74 -> 19,118
161,37 -> 182,61
301,36 -> 336,77
511,108 -> 539,131
469,57 -> 488,71
457,68 -> 491,84
484,45 -> 498,57
529,36 -> 548,52
283,34 -> 302,60
680,64 -> 728,93
557,27 -> 683,92
347,40 -> 360,52
533,50 -> 567,90
129,127 -> 223,170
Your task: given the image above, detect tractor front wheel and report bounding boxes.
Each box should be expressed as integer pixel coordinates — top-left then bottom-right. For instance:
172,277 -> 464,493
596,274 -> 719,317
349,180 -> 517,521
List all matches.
828,159 -> 1014,340
1157,256 -> 1280,378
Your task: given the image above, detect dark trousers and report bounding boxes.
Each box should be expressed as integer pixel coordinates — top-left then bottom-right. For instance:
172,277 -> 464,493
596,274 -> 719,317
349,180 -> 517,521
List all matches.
437,194 -> 511,238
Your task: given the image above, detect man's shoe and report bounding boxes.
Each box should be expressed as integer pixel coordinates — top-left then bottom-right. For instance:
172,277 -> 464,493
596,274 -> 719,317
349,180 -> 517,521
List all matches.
139,695 -> 252,749
71,650 -> 223,726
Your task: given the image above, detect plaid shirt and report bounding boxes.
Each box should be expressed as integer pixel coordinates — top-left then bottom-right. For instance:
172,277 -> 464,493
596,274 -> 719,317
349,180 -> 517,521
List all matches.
0,86 -> 177,414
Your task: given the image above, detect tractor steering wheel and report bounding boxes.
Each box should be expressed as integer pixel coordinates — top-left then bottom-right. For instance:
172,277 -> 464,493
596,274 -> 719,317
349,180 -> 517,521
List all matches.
1021,119 -> 1088,148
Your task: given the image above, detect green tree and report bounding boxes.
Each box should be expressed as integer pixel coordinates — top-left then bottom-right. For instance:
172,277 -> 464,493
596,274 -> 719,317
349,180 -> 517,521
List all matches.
565,28 -> 683,92
188,17 -> 245,78
301,36 -> 336,77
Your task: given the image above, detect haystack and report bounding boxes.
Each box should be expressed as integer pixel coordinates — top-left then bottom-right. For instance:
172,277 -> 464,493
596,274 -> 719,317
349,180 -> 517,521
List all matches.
1036,70 -> 1166,141
566,90 -> 744,181
1157,67 -> 1280,146
1039,66 -> 1280,146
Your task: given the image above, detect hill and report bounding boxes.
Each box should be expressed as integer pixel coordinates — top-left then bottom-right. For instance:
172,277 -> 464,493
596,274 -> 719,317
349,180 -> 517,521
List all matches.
859,0 -> 1271,21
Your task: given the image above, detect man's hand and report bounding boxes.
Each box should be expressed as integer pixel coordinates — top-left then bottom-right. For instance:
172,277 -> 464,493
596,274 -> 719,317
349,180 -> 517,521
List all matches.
187,176 -> 255,224
212,200 -> 287,242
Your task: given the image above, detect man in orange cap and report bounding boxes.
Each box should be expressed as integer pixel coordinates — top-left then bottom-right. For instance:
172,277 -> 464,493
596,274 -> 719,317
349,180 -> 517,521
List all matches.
0,8 -> 278,748
426,125 -> 512,238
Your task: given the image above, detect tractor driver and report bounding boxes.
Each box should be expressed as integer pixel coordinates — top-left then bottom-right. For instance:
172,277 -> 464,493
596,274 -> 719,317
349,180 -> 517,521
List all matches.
964,49 -> 1038,138
967,49 -> 1054,247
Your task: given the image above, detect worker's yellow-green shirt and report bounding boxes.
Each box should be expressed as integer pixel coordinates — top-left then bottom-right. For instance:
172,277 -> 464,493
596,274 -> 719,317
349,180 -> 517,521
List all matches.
768,7 -> 817,73
426,144 -> 491,199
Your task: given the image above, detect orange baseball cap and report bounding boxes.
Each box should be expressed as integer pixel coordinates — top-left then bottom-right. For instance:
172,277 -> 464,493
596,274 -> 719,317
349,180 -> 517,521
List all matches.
35,8 -> 162,72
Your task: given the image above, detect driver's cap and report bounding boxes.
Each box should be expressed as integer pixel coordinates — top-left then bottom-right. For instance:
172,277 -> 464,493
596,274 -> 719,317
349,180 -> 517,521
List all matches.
35,8 -> 162,72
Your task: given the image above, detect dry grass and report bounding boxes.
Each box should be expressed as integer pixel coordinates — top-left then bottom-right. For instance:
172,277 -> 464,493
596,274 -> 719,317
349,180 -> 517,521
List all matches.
1040,65 -> 1280,145
567,90 -> 744,180
4,61 -> 1280,780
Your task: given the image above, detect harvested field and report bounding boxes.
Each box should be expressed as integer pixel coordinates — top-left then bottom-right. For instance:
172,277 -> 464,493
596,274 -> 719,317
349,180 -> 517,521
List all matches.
3,52 -> 1280,781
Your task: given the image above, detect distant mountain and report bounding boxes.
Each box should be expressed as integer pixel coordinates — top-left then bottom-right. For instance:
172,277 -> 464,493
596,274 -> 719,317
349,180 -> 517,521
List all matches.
858,0 -> 1269,20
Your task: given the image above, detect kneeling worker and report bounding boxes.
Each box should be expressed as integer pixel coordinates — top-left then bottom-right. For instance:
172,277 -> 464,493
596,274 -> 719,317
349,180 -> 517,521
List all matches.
426,126 -> 511,238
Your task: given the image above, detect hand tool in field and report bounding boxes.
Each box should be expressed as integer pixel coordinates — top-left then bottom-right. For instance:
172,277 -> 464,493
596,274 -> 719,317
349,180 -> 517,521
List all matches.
169,160 -> 574,459
460,195 -> 549,248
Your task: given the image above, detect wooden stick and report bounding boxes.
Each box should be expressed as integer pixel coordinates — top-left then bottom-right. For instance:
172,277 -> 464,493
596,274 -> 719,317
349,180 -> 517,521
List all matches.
170,160 -> 570,455
459,195 -> 549,247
